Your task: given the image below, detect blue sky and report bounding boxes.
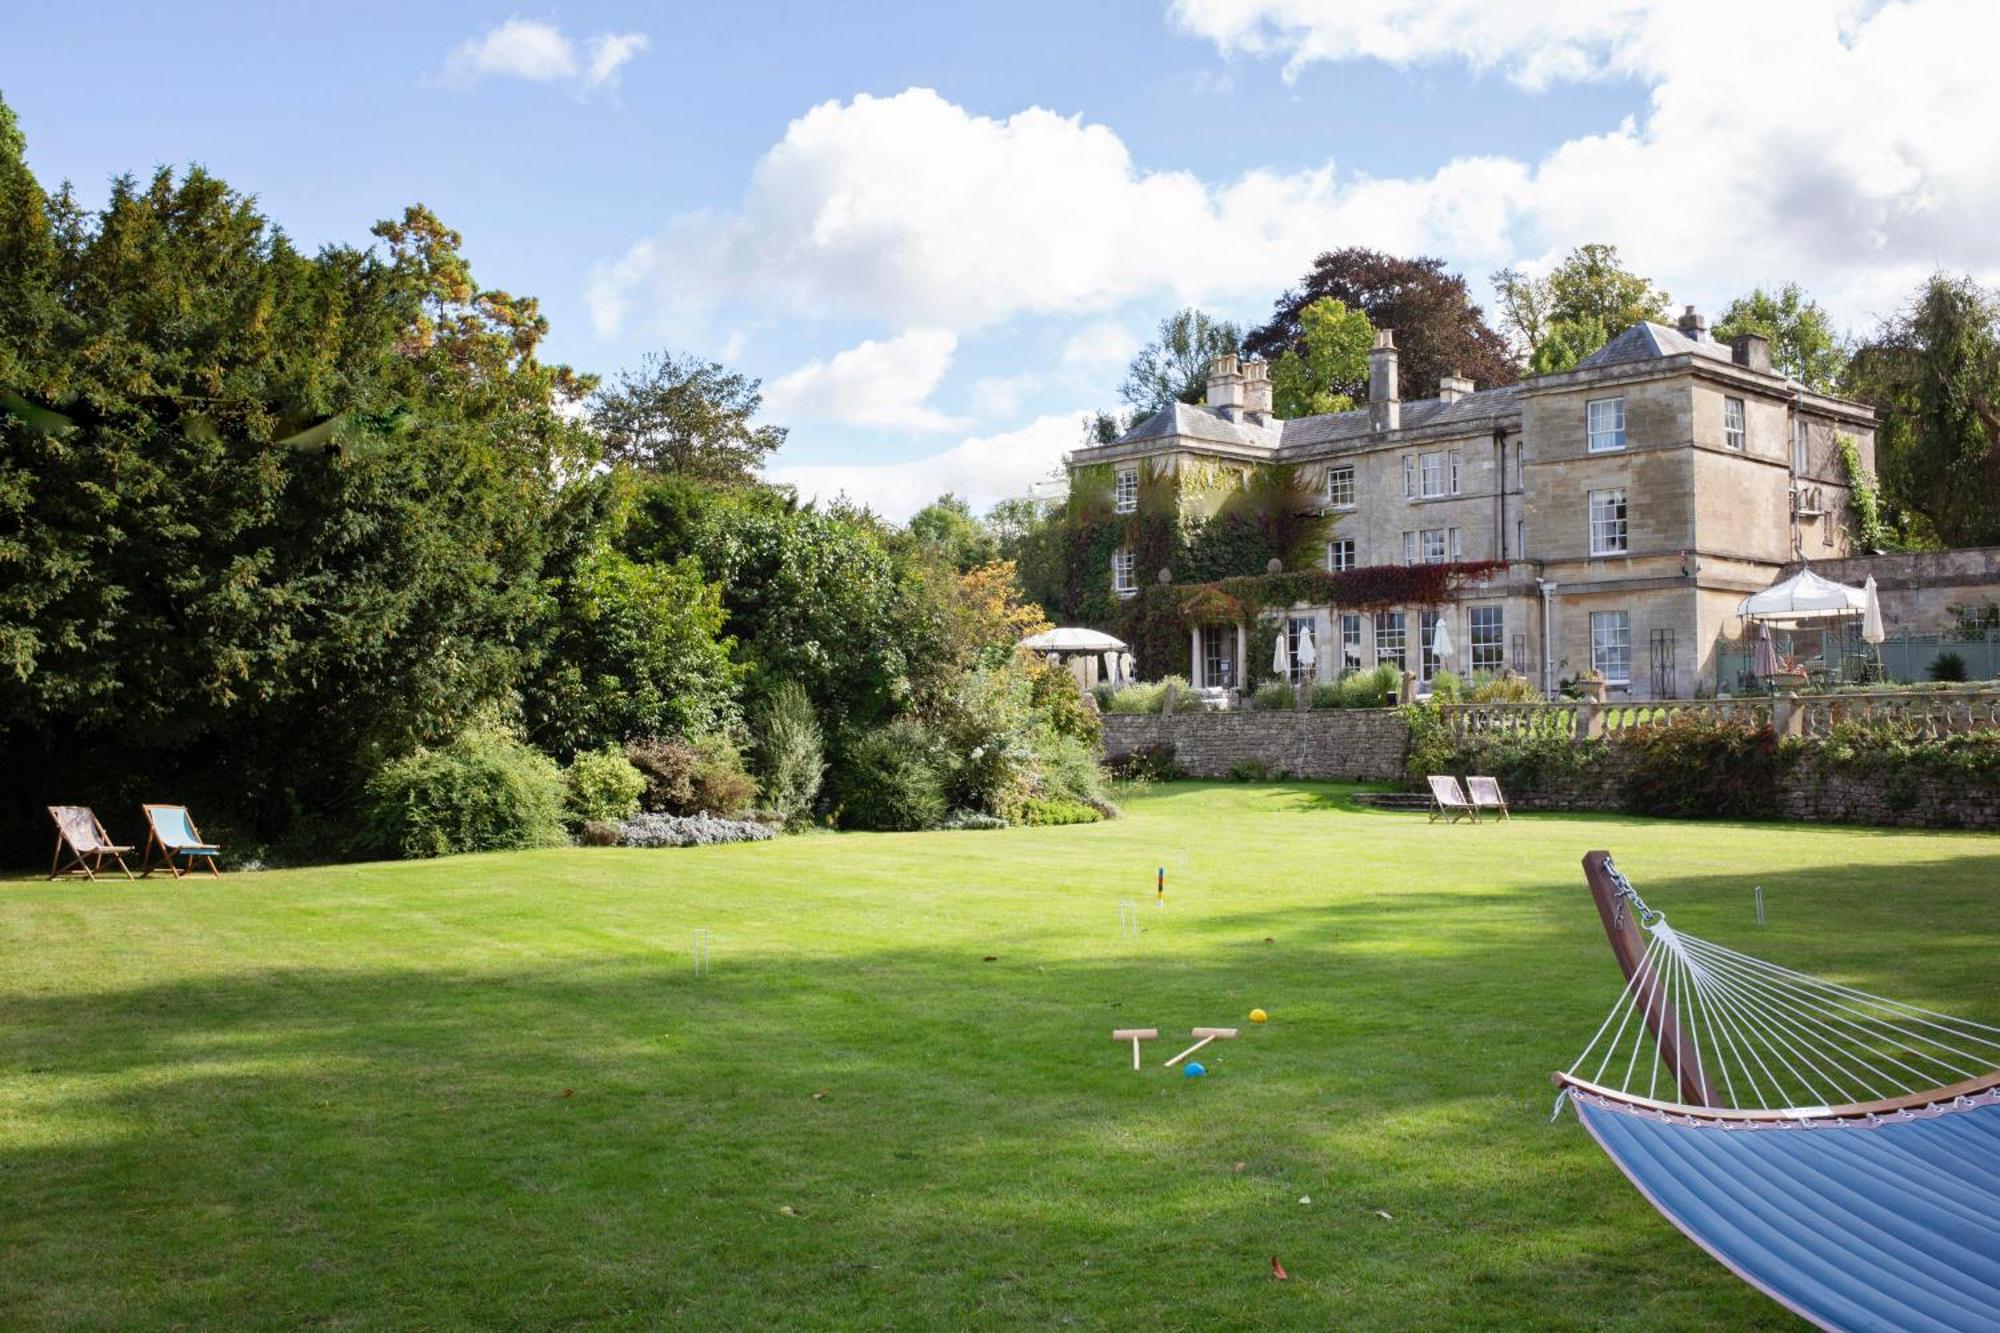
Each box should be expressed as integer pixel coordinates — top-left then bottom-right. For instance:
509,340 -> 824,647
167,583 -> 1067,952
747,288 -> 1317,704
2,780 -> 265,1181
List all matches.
10,2 -> 1998,515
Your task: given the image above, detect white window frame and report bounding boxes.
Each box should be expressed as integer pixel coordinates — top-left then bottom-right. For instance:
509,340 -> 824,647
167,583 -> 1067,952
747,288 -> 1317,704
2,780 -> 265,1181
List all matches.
1468,605 -> 1505,675
1587,396 -> 1627,453
1589,487 -> 1628,556
1402,456 -> 1416,498
1448,527 -> 1463,561
1419,452 -> 1447,498
1326,538 -> 1357,572
1111,548 -> 1136,596
1420,528 -> 1447,564
1419,609 -> 1442,682
1325,465 -> 1355,508
1591,610 -> 1631,685
1449,450 -> 1462,495
1285,616 -> 1316,684
1113,467 -> 1139,514
1402,531 -> 1416,565
1374,611 -> 1406,669
1723,397 -> 1745,451
1340,612 -> 1364,671
1200,624 -> 1234,688
1792,418 -> 1810,474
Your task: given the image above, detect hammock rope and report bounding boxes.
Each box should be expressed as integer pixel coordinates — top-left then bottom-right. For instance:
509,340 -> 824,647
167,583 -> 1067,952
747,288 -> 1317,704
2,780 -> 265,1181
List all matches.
1559,856 -> 2000,1118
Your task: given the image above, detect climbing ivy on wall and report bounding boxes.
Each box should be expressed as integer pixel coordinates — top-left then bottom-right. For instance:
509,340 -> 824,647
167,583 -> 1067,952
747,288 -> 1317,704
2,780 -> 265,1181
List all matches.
1837,433 -> 1889,552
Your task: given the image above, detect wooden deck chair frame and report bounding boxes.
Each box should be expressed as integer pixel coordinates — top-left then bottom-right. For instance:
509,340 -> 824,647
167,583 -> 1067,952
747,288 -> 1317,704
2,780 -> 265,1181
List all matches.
1426,775 -> 1478,823
48,806 -> 135,881
139,804 -> 223,879
1466,775 -> 1510,820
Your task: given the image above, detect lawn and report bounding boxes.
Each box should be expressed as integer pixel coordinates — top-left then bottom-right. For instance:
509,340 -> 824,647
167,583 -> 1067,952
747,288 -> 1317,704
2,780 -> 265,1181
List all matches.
3,784 -> 1996,1330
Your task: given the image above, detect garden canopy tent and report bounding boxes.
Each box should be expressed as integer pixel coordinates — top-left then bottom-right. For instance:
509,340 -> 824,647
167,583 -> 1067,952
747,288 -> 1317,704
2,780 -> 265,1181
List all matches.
1736,567 -> 1867,624
1556,853 -> 2000,1331
1018,627 -> 1128,653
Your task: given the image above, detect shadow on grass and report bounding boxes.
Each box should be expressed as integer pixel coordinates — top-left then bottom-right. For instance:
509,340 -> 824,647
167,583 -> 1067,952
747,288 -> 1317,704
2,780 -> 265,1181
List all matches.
9,847 -> 1993,1329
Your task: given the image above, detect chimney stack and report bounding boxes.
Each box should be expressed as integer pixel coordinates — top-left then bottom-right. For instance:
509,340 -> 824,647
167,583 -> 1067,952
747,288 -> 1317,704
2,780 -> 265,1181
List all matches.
1206,352 -> 1244,418
1369,330 -> 1400,432
1677,305 -> 1707,341
1240,358 -> 1272,421
1437,373 -> 1475,403
1731,333 -> 1772,374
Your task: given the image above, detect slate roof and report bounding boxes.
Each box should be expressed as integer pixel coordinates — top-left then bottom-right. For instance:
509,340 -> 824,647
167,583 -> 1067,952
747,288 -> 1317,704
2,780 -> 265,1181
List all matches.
1113,383 -> 1522,455
1575,320 -> 1735,370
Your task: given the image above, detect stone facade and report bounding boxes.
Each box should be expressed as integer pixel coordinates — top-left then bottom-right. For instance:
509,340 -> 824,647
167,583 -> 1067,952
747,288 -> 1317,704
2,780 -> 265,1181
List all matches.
1070,313 -> 1879,699
1101,709 -> 1408,781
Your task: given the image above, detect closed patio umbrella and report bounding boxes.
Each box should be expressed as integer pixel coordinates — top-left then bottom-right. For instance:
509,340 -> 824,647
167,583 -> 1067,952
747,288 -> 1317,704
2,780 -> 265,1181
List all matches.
1296,623 -> 1318,670
1861,576 -> 1885,645
1271,627 -> 1290,678
1101,650 -> 1119,685
1119,651 -> 1135,681
1431,616 -> 1455,663
1752,621 -> 1779,677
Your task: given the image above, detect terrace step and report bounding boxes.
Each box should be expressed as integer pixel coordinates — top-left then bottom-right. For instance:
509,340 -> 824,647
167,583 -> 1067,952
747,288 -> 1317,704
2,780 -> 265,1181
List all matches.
1350,792 -> 1432,812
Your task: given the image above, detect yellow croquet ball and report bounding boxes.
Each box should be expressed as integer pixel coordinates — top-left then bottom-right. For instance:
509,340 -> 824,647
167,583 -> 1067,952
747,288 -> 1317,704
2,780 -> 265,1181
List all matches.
1249,1008 -> 1269,1023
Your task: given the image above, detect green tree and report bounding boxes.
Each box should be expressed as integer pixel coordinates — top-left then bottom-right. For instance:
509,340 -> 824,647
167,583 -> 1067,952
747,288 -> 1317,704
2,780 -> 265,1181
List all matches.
905,493 -> 998,571
1849,273 -> 2000,548
1492,244 -> 1671,366
590,350 -> 786,483
1118,308 -> 1240,415
1714,283 -> 1847,391
1269,297 -> 1374,417
1246,248 -> 1515,398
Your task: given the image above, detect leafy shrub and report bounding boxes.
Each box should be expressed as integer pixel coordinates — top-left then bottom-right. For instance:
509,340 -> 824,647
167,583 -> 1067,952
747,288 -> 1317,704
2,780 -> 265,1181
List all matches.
1105,681 -> 1164,714
1251,681 -> 1297,710
1031,661 -> 1103,744
753,681 -> 826,828
1469,672 -> 1541,703
1157,675 -> 1192,713
1337,664 -> 1403,708
1104,743 -> 1182,783
832,721 -> 948,830
363,729 -> 569,859
1035,732 -> 1111,808
1308,680 -> 1344,708
1425,669 -> 1465,703
579,820 -> 621,847
564,748 -> 647,825
1928,651 -> 1970,683
1228,758 -> 1277,782
939,808 -> 1010,831
1623,715 -> 1791,819
616,812 -> 776,847
933,667 -> 1038,819
625,734 -> 758,816
1018,797 -> 1104,825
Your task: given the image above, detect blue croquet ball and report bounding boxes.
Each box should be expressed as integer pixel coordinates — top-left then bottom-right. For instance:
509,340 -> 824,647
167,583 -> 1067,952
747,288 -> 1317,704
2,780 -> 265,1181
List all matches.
1183,1062 -> 1207,1078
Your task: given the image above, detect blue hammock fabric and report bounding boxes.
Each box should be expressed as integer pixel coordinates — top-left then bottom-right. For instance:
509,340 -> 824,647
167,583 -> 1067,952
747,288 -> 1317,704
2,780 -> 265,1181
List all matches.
1575,1096 -> 2000,1332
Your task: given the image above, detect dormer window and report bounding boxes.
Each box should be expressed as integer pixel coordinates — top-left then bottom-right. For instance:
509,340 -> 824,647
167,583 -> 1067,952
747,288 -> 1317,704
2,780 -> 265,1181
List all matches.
1113,467 -> 1138,514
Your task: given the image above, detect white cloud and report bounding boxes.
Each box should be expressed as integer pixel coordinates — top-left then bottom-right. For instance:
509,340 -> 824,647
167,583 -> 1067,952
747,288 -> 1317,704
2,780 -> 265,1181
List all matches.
767,412 -> 1083,521
439,19 -> 647,94
762,329 -> 967,432
1061,320 -> 1140,372
594,3 -> 2000,350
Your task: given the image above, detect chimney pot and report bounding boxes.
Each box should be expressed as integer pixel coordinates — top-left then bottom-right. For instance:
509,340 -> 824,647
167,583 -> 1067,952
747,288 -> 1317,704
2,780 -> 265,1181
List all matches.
1239,358 -> 1273,421
1677,305 -> 1707,340
1206,353 -> 1244,415
1368,330 -> 1400,432
1731,333 -> 1772,374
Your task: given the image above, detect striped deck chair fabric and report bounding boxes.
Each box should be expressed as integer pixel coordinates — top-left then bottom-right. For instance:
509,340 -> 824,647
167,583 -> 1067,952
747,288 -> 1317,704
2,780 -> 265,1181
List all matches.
140,804 -> 223,878
1466,776 -> 1510,820
1426,775 -> 1477,823
48,806 -> 135,880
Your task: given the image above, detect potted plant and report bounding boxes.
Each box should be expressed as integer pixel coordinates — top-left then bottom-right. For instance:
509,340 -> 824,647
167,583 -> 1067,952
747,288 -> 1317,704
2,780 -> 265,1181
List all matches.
1769,653 -> 1810,693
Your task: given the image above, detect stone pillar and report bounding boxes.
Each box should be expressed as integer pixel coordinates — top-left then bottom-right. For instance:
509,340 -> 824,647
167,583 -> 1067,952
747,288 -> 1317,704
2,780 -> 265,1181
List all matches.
1189,626 -> 1203,690
1235,623 -> 1248,693
1774,691 -> 1804,738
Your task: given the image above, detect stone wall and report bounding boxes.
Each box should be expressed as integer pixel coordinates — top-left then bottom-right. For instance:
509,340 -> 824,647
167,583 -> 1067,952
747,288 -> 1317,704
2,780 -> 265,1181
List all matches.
1101,709 -> 1408,781
1103,707 -> 1999,829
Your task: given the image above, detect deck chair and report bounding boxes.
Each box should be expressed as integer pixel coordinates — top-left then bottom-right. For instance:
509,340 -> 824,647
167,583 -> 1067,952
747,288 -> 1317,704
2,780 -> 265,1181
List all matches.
1426,775 -> 1478,823
139,804 -> 222,878
48,806 -> 135,880
1466,776 -> 1510,820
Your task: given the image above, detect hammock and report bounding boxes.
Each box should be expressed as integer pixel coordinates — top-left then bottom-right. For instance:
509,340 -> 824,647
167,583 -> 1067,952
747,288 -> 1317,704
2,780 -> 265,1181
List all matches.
1552,852 -> 2000,1333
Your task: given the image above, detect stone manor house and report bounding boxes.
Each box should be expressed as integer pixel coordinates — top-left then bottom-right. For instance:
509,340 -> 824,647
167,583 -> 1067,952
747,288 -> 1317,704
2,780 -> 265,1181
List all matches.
1068,310 -> 1879,699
